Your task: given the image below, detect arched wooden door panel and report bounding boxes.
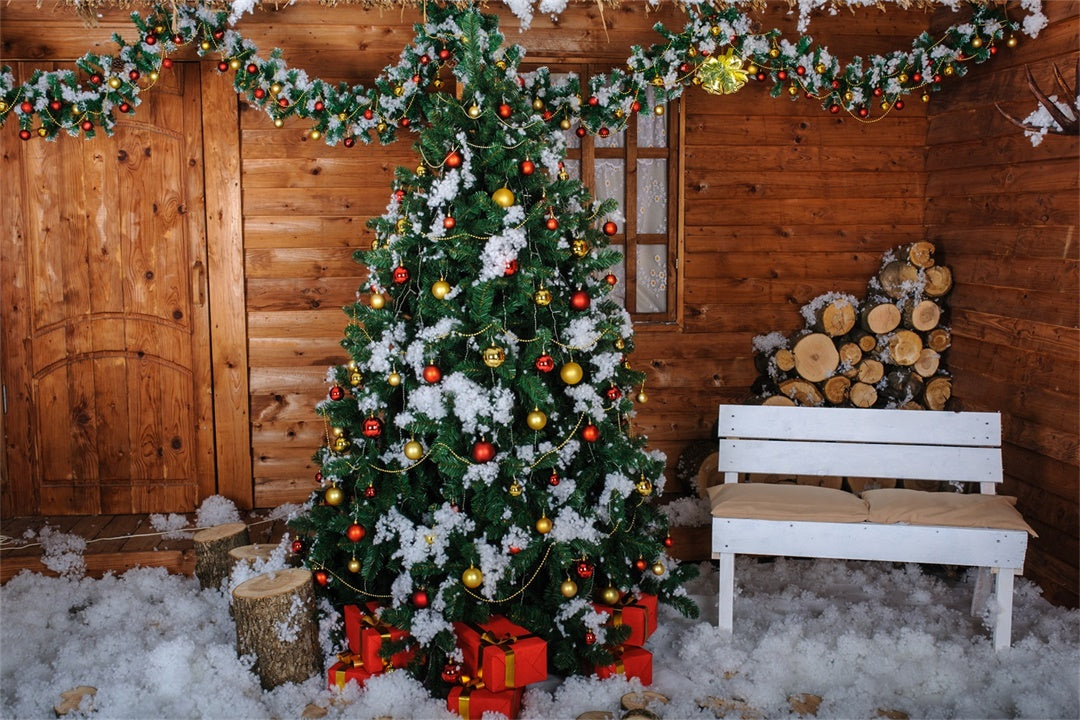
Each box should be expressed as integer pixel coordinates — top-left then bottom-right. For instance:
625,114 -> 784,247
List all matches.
1,63 -> 214,515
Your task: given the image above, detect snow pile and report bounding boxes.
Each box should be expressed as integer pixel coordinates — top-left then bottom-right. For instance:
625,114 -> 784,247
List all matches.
2,555 -> 1076,719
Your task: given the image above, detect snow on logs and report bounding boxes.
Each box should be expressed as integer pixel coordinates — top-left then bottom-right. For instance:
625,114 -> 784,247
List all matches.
750,243 -> 954,410
193,522 -> 250,590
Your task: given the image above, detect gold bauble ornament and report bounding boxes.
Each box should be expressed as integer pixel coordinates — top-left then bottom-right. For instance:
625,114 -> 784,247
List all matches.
388,371 -> 402,387
558,170 -> 570,181
654,105 -> 665,116
339,112 -> 348,121
273,118 -> 285,128
462,566 -> 483,589
921,93 -> 931,103
768,48 -> 780,58
526,408 -> 547,431
467,104 -> 482,118
149,71 -> 159,82
898,73 -> 909,84
349,371 -> 362,386
943,65 -> 955,76
614,338 -> 626,350
651,562 -> 665,576
396,217 -> 408,233
508,482 -> 523,497
0,102 -> 7,113
600,586 -> 621,605
432,279 -> 451,299
815,63 -> 827,74
880,101 -> 891,111
393,85 -> 404,97
270,83 -> 282,95
309,129 -> 321,140
532,98 -> 544,110
843,91 -> 854,102
636,478 -> 653,496
229,58 -> 241,70
710,25 -> 721,36
404,440 -> 424,460
560,579 -> 578,598
37,128 -> 48,137
416,164 -> 427,176
333,436 -> 350,452
1006,35 -> 1018,48
559,118 -> 571,130
325,486 -> 344,506
348,558 -> 362,573
108,77 -> 122,89
571,239 -> 590,258
376,122 -> 387,132
535,515 -> 553,534
483,345 -> 506,368
971,36 -> 983,49
200,40 -> 211,51
425,534 -> 436,545
560,362 -> 584,385
370,293 -> 386,309
695,47 -> 747,95
636,390 -> 648,403
534,288 -> 553,306
787,85 -> 798,96
492,186 -> 515,208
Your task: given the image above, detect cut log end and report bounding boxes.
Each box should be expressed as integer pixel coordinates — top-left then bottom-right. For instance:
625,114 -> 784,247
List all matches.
888,330 -> 924,367
778,378 -> 825,406
194,522 -> 250,590
792,333 -> 840,383
861,303 -> 901,335
922,376 -> 953,411
849,381 -> 879,408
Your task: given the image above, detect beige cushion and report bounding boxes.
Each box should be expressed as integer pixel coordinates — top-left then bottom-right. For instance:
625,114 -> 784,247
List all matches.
862,488 -> 1037,537
708,482 -> 870,523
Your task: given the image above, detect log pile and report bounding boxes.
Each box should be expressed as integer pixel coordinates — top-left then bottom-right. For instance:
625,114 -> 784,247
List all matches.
750,242 -> 954,410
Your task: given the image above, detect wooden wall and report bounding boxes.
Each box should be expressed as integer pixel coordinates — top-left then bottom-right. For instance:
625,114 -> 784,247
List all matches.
2,2 -> 1076,605
926,1 -> 1079,607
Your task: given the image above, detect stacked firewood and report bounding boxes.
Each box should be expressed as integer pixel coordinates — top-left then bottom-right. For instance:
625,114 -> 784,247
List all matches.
750,242 -> 954,410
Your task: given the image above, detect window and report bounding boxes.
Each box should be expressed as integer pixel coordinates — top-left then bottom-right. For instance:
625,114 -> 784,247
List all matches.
549,66 -> 681,324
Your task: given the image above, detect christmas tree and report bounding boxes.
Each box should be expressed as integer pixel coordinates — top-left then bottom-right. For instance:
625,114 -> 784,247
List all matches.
291,5 -> 698,689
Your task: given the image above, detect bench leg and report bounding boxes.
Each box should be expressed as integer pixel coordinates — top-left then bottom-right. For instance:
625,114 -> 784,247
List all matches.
971,567 -> 992,617
992,568 -> 1015,651
717,552 -> 735,633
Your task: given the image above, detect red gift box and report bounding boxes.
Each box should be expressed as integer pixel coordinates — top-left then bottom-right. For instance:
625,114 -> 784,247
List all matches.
594,645 -> 653,685
447,684 -> 523,719
344,603 -> 415,669
453,616 -> 548,692
327,652 -> 374,690
592,593 -> 657,646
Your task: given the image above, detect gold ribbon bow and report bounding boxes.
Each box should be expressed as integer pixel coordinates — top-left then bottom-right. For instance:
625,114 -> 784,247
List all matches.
611,594 -> 650,637
336,651 -> 364,668
456,676 -> 487,717
468,622 -> 533,687
698,48 -> 749,96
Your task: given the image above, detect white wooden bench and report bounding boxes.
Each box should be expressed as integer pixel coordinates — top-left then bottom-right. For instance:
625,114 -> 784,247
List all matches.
710,404 -> 1034,650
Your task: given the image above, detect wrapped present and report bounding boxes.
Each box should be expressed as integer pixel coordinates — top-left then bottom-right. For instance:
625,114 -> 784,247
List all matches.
453,616 -> 547,692
592,593 -> 657,646
344,602 -> 415,669
327,652 -> 374,690
594,645 -> 652,685
447,684 -> 523,720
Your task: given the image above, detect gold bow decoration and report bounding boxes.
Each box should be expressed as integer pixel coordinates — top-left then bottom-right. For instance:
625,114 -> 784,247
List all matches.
468,622 -> 530,687
698,48 -> 749,95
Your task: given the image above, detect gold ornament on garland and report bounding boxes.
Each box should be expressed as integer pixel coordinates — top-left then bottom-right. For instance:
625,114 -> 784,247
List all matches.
483,345 -> 506,368
508,481 -> 523,497
600,585 -> 621,605
492,186 -> 515,208
404,439 -> 424,460
560,579 -> 578,598
698,48 -> 749,96
324,485 -> 344,506
526,408 -> 547,430
462,566 -> 483,589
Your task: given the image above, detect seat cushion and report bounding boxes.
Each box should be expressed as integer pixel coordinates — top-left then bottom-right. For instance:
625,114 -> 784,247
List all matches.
708,482 -> 870,523
862,488 -> 1037,537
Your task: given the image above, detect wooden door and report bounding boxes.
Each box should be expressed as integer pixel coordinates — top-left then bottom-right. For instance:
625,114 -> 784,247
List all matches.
1,63 -> 215,516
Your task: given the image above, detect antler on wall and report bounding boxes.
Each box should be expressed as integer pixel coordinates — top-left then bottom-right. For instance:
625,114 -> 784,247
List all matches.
996,57 -> 1080,137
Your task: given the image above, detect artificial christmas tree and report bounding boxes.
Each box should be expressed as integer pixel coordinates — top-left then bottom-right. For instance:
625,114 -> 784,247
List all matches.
288,4 -> 697,692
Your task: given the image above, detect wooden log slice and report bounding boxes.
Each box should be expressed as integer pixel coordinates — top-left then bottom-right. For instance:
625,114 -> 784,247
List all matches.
761,394 -> 796,406
814,299 -> 856,337
922,375 -> 953,411
822,375 -> 851,405
791,333 -> 840,383
232,568 -> 321,689
900,241 -> 936,269
923,265 -> 953,297
850,329 -> 878,353
228,544 -> 279,583
837,342 -> 862,370
903,299 -> 942,332
621,691 -> 669,711
925,327 -> 951,353
194,522 -> 250,590
778,378 -> 824,406
775,348 -> 796,372
887,330 -> 924,366
849,381 -> 879,408
883,369 -> 925,404
856,358 -> 885,385
860,302 -> 901,335
877,261 -> 920,299
912,348 -> 940,378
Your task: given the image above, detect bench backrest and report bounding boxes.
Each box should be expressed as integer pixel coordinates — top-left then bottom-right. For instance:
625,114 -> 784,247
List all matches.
717,405 -> 1002,491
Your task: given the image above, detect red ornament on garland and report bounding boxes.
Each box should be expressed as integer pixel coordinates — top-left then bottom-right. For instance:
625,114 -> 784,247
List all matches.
440,663 -> 461,684
48,100 -> 62,112
291,539 -> 305,554
314,100 -> 325,112
546,216 -> 559,231
346,523 -> 366,542
548,472 -> 560,486
598,127 -> 610,138
443,216 -> 456,230
314,570 -> 329,586
830,79 -> 841,90
575,561 -> 594,579
631,100 -> 641,112
584,631 -> 596,645
587,96 -> 599,106
604,274 -> 618,286
393,266 -> 410,284
438,48 -> 451,60
445,150 -> 462,168
520,159 -> 535,175
80,120 -> 93,132
411,589 -> 430,608
777,70 -> 788,81
423,364 -> 442,383
635,558 -> 648,571
344,137 -> 356,148
602,221 -> 618,236
575,127 -> 587,138
895,100 -> 905,110
329,386 -> 345,401
508,546 -> 521,555
606,386 -> 622,401
570,290 -> 590,311
497,103 -> 512,118
420,54 -> 431,65
254,87 -> 266,99
363,108 -> 374,120
90,74 -> 102,85
504,259 -> 518,276
535,354 -> 555,373
217,60 -> 229,72
472,440 -> 496,463
247,63 -> 258,74
829,104 -> 841,114
364,484 -> 377,499
18,129 -> 32,141
582,424 -> 600,442
362,417 -> 384,438
663,535 -> 674,548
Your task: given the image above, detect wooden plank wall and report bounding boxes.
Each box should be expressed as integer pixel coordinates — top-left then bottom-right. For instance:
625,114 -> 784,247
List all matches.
927,2 -> 1079,607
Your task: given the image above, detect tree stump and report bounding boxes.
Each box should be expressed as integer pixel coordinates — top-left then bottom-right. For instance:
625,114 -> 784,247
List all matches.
194,522 -> 250,590
791,333 -> 839,383
232,568 -> 322,689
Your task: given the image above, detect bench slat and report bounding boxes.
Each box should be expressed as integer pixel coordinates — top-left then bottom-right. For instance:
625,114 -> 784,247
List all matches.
718,405 -> 1000,446
718,439 -> 1003,484
712,518 -> 1028,568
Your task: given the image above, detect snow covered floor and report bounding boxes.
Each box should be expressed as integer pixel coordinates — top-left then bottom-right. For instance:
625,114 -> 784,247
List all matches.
2,555 -> 1077,719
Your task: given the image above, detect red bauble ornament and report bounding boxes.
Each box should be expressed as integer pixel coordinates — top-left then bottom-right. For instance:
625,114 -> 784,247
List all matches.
217,61 -> 229,73
48,100 -> 62,112
172,33 -> 184,43
344,137 -> 355,148
584,631 -> 596,645
497,103 -> 512,118
895,100 -> 905,111
535,355 -> 555,373
329,386 -> 345,401
873,87 -> 884,97
144,34 -> 157,45
445,151 -> 462,168
254,87 -> 266,99
291,539 -> 305,554
314,570 -> 329,586
604,274 -> 617,286
912,72 -> 923,83
364,485 -> 376,499
420,54 -> 431,65
423,364 -> 442,383
119,102 -> 131,113
663,536 -> 674,548
777,70 -> 788,81
314,100 -> 325,112
19,101 -> 33,114
90,74 -> 103,85
393,266 -> 410,284
440,663 -> 461,683
443,216 -> 456,230
394,189 -> 406,201
830,79 -> 841,90
545,217 -> 559,231
575,561 -> 594,579
933,74 -> 942,83
587,96 -> 599,106
829,104 -> 841,114
213,30 -> 225,41
126,70 -> 140,82
756,72 -> 767,82
602,221 -> 618,236
277,97 -> 289,108
549,472 -> 560,486
247,63 -> 258,74
520,159 -> 535,175
438,48 -> 451,60
634,558 -> 648,571
363,108 -> 374,120
411,589 -> 430,608
80,120 -> 93,132
509,545 -> 522,555
362,417 -> 384,438
598,127 -> 610,138
606,386 -> 622,401
575,127 -> 587,138
570,290 -> 590,311
504,259 -> 518,276
346,523 -> 366,542
18,129 -> 32,141
857,107 -> 869,118
582,424 -> 600,442
796,65 -> 806,76
315,471 -> 323,483
472,440 -> 496,463
631,100 -> 641,112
